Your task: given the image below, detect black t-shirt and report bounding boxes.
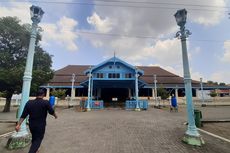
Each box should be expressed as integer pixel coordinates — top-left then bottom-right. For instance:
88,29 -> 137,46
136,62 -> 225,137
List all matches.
21,98 -> 55,127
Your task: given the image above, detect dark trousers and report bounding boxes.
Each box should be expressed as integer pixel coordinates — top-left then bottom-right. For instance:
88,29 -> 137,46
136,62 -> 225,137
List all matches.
28,125 -> 45,153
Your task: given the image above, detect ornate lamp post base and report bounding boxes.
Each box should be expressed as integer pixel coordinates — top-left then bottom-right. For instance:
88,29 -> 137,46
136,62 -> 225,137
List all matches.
182,134 -> 205,146
135,108 -> 141,111
6,133 -> 31,150
86,108 -> 91,111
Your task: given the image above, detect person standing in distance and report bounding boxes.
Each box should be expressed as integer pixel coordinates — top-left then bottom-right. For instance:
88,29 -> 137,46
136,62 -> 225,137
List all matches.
15,89 -> 58,153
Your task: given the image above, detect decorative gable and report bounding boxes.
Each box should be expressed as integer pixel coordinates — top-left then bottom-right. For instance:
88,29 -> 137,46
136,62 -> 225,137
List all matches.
84,57 -> 144,80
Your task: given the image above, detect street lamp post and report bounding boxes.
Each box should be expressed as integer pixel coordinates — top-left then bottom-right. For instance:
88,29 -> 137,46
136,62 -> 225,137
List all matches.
86,68 -> 92,111
135,69 -> 141,111
174,9 -> 204,146
154,74 -> 158,108
70,73 -> 76,108
7,5 -> 44,149
200,78 -> 206,107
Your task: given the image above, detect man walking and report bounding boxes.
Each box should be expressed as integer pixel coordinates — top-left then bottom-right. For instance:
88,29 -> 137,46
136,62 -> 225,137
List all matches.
15,89 -> 57,153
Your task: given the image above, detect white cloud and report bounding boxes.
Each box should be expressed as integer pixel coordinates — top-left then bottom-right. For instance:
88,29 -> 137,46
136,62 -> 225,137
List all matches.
190,0 -> 226,26
149,64 -> 183,76
192,47 -> 201,55
87,12 -> 112,33
84,0 -> 224,66
0,1 -> 31,23
222,41 -> 230,63
148,63 -> 204,82
41,16 -> 78,51
0,2 -> 79,51
145,39 -> 182,65
190,71 -> 203,82
211,71 -> 230,84
91,40 -> 103,48
119,38 -> 182,67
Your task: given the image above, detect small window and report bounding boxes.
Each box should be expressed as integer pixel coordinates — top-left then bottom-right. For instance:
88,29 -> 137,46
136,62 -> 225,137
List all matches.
108,73 -> 112,78
117,65 -> 120,69
96,73 -> 104,78
108,73 -> 120,78
109,65 -> 112,69
125,73 -> 132,78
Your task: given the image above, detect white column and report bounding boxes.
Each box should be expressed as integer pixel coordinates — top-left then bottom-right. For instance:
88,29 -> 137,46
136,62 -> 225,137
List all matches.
196,89 -> 199,98
128,88 -> 132,98
91,79 -> 93,100
152,88 -> 155,99
46,88 -> 50,98
175,87 -> 179,99
71,88 -> 76,99
154,74 -> 158,106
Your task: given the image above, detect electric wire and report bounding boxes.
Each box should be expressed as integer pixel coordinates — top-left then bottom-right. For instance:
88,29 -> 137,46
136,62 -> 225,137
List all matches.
91,0 -> 230,9
1,22 -> 228,44
0,0 -> 229,12
76,30 -> 230,43
0,0 -> 229,43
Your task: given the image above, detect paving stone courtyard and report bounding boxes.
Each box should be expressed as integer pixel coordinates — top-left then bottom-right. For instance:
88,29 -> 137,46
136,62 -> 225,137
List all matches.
0,105 -> 230,153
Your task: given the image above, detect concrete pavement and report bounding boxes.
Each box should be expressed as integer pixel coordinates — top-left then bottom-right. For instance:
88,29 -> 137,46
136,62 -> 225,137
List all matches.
0,106 -> 230,153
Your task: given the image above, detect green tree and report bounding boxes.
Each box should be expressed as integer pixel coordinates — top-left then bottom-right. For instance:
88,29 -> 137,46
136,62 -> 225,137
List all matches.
157,85 -> 169,100
0,16 -> 54,112
51,89 -> 67,99
207,81 -> 218,86
30,47 -> 54,96
0,91 -> 7,97
219,82 -> 226,86
209,91 -> 217,97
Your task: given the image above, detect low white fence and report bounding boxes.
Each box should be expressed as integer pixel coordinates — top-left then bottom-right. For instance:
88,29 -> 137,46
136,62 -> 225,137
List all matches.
0,96 -> 230,106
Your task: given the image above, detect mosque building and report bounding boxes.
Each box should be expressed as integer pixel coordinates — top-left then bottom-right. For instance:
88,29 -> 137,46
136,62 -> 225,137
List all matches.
41,56 -> 229,108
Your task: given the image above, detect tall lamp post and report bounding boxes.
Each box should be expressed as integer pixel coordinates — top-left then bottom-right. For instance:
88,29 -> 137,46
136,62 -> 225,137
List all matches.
135,69 -> 141,111
200,78 -> 206,107
7,5 -> 44,149
86,68 -> 92,111
174,9 -> 204,146
153,74 -> 158,108
70,73 -> 76,108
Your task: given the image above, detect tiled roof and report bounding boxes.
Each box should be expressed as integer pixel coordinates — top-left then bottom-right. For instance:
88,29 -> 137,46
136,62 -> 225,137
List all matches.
46,65 -> 199,87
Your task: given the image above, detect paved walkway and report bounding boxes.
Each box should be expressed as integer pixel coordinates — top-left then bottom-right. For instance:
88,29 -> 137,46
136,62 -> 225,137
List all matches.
0,106 -> 230,153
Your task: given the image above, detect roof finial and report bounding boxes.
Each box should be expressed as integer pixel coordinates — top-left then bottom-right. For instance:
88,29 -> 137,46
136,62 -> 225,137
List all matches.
114,51 -> 116,58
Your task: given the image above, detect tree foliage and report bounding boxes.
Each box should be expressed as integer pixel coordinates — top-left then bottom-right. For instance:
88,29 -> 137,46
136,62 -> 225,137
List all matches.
209,91 -> 217,97
207,80 -> 226,86
51,89 -> 67,99
0,91 -> 7,97
157,85 -> 169,100
207,81 -> 218,86
0,16 -> 54,112
219,82 -> 226,86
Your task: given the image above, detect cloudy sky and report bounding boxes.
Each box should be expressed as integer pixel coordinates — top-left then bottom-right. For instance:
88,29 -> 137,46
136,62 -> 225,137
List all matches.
1,0 -> 230,84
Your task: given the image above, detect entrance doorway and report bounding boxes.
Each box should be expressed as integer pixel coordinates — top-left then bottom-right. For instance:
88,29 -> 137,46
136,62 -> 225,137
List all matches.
101,88 -> 129,108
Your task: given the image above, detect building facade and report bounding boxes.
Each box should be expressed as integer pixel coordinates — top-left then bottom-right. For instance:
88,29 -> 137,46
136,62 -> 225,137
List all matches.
42,56 -> 209,107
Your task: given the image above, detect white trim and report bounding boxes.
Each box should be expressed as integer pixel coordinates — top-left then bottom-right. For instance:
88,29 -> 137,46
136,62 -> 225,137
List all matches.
0,131 -> 15,138
198,128 -> 230,143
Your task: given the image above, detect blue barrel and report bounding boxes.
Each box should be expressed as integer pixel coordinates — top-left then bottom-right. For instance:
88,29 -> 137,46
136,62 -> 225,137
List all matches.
143,101 -> 148,110
49,96 -> 55,107
171,97 -> 177,107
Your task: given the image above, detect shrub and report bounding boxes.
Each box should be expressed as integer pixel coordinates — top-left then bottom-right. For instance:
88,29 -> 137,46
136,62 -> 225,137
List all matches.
51,89 -> 67,99
157,85 -> 169,100
209,91 -> 217,97
0,91 -> 7,98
